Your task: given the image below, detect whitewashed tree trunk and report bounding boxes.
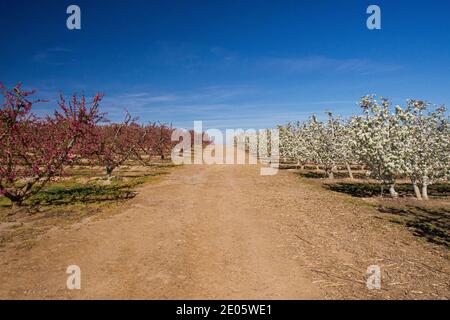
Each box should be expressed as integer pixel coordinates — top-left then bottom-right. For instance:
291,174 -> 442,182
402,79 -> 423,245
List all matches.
389,183 -> 399,198
412,181 -> 422,200
421,183 -> 429,200
346,162 -> 354,179
326,168 -> 334,179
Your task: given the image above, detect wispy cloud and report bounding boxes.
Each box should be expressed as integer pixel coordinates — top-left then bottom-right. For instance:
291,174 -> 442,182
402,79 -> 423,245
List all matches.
101,83 -> 360,128
148,42 -> 402,76
261,56 -> 402,75
102,85 -> 255,110
26,42 -> 402,127
32,47 -> 73,65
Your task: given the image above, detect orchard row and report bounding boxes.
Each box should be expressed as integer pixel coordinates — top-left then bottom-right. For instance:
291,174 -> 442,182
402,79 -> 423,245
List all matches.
0,83 -> 206,206
276,95 -> 449,200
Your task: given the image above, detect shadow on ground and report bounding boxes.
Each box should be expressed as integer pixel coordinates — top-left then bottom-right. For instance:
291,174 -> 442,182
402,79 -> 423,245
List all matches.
321,181 -> 450,247
295,171 -> 368,180
379,205 -> 450,248
0,172 -> 168,209
324,182 -> 450,198
26,184 -> 137,206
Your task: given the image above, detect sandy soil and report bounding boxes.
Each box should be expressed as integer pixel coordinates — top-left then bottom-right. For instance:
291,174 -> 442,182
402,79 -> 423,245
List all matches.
0,163 -> 448,299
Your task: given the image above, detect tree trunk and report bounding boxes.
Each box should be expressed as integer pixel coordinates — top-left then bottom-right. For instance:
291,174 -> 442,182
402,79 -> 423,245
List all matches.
346,162 -> 354,179
389,184 -> 399,198
7,200 -> 23,215
10,201 -> 20,210
106,167 -> 113,179
4,192 -> 23,210
326,168 -> 334,179
421,183 -> 429,200
412,181 -> 422,200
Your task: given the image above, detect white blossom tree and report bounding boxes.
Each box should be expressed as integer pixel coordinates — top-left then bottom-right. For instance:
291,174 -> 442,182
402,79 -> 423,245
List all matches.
276,94 -> 449,199
397,100 -> 449,200
306,113 -> 343,179
278,122 -> 312,169
348,96 -> 406,197
339,120 -> 359,179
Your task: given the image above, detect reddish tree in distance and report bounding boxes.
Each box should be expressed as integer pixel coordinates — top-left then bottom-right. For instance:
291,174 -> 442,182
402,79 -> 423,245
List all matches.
149,122 -> 173,160
0,83 -> 103,207
93,113 -> 147,177
135,122 -> 174,164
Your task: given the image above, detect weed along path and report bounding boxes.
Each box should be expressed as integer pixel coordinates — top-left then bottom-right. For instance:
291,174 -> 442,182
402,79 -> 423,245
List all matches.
0,164 -> 449,299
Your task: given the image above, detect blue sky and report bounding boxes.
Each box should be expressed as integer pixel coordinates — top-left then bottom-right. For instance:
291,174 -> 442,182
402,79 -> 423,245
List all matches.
1,0 -> 449,129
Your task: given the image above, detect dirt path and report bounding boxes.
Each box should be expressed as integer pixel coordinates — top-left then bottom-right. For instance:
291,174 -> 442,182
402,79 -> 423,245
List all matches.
0,163 -> 449,299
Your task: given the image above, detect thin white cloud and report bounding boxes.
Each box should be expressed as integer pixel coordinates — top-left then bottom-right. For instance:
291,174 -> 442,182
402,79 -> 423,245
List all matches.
101,85 -> 257,111
262,56 -> 402,75
32,47 -> 73,65
149,42 -> 402,76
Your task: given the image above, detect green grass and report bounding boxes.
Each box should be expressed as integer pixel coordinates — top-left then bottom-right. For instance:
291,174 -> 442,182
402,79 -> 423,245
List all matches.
0,165 -> 174,248
26,180 -> 136,206
0,169 -> 169,208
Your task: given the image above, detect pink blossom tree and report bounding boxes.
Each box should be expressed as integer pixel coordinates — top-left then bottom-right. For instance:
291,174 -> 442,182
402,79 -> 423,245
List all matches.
0,83 -> 103,207
93,113 -> 147,177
